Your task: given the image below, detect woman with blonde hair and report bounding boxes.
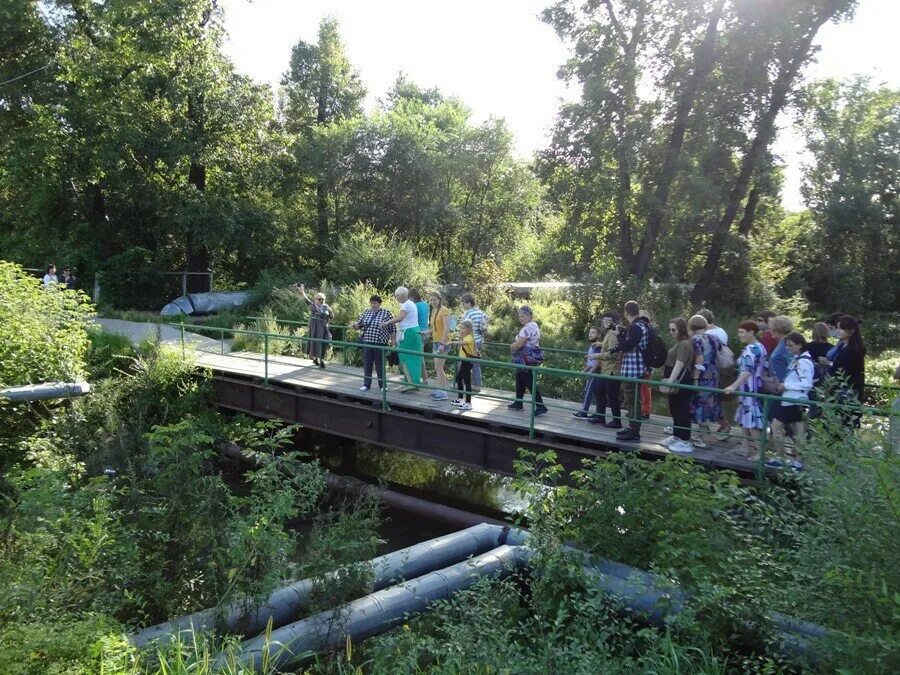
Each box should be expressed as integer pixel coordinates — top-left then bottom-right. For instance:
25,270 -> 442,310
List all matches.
380,287 -> 423,392
295,284 -> 334,368
806,322 -> 833,362
688,314 -> 722,448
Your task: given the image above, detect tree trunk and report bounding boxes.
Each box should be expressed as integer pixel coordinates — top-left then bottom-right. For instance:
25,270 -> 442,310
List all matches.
606,0 -> 647,270
737,186 -> 760,237
690,7 -> 838,305
314,71 -> 330,274
631,0 -> 726,278
186,159 -> 210,292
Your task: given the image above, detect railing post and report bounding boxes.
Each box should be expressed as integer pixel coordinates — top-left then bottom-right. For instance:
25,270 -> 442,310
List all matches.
758,397 -> 770,481
381,344 -> 389,412
220,327 -> 225,355
633,379 -> 640,425
181,272 -> 187,298
263,333 -> 269,385
179,321 -> 185,357
529,367 -> 537,439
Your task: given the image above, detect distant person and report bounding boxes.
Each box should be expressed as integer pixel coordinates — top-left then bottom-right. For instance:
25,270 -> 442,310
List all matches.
380,286 -> 423,393
573,326 -> 603,420
42,264 -> 57,288
767,315 -> 794,383
296,284 -> 334,368
770,332 -> 814,467
609,301 -> 650,441
508,305 -> 548,417
806,322 -> 833,362
590,311 -> 624,428
724,321 -> 767,458
449,319 -> 479,411
688,314 -> 722,449
351,295 -> 394,392
460,293 -> 488,390
757,310 -> 778,356
699,308 -> 732,438
59,266 -> 77,290
409,289 -> 430,382
426,291 -> 451,401
660,317 -> 694,454
822,315 -> 866,426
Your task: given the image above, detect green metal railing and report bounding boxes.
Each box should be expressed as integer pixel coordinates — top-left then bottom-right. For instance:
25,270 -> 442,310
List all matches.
180,320 -> 896,481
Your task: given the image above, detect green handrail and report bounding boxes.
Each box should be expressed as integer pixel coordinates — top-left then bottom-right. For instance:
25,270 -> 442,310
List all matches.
181,322 -> 896,470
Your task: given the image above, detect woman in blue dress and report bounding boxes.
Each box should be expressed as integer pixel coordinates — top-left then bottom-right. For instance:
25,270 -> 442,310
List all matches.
688,314 -> 722,448
724,321 -> 768,457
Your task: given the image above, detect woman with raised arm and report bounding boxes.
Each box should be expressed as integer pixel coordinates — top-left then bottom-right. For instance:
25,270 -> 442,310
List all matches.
295,284 -> 334,368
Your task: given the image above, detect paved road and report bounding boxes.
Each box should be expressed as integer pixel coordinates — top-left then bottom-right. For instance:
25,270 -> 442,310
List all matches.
93,318 -> 232,353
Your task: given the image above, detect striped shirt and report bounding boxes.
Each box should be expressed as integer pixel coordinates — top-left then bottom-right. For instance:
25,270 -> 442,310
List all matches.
462,307 -> 488,340
356,308 -> 395,344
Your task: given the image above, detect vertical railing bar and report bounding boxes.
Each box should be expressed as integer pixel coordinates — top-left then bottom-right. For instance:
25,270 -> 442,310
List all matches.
529,367 -> 537,439
264,333 -> 269,385
759,397 -> 770,481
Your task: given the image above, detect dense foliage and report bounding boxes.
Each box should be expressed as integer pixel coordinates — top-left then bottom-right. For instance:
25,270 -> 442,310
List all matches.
3,1 -> 897,314
0,262 -> 384,673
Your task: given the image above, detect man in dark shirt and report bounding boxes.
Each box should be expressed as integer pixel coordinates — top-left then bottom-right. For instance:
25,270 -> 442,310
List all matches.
609,300 -> 650,441
60,267 -> 77,290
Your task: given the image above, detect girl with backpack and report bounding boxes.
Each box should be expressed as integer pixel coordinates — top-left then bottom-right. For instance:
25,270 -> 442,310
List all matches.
770,332 -> 814,467
449,320 -> 479,412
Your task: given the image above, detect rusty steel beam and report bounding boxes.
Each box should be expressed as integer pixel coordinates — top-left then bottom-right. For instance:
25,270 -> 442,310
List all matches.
209,375 -> 758,479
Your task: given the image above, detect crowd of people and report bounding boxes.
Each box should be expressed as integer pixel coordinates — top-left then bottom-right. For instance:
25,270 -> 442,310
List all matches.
297,284 -> 875,467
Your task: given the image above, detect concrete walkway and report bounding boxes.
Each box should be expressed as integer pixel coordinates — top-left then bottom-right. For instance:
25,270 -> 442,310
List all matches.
92,318 -> 232,353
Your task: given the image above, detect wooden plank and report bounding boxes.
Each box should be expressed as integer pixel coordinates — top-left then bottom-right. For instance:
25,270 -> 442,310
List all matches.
195,351 -> 757,473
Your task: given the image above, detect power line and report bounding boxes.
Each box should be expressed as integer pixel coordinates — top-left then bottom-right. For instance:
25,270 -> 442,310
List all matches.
0,63 -> 52,88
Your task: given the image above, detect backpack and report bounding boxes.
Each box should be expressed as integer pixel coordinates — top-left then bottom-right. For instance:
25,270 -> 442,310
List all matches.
643,324 -> 668,369
715,337 -> 736,375
798,354 -> 828,391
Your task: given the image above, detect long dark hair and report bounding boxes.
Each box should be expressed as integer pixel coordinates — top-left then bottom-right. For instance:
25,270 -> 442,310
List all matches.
837,316 -> 865,355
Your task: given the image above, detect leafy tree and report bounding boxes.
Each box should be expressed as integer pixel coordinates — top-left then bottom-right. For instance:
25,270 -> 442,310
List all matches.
282,17 -> 366,271
790,78 -> 899,311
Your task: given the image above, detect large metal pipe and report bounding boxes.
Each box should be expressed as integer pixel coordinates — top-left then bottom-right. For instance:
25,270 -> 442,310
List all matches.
0,381 -> 90,401
129,523 -> 525,648
160,291 -> 251,316
218,545 -> 531,671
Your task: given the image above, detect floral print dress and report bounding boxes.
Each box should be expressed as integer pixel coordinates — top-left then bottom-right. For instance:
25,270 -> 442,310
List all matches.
690,333 -> 722,424
735,341 -> 767,429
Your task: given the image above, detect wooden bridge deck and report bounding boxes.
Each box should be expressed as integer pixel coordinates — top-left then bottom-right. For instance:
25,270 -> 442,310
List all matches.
195,350 -> 761,476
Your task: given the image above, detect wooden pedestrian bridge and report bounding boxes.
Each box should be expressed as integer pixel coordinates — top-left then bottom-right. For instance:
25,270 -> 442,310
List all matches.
170,320 -> 892,482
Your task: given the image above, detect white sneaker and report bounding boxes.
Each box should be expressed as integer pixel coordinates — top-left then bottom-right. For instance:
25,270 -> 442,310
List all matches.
661,435 -> 678,447
458,403 -> 472,411
359,386 -> 370,391
670,440 -> 694,454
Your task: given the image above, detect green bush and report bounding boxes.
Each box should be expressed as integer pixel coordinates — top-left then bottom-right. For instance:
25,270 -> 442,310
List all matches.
326,226 -> 439,290
86,328 -> 137,380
